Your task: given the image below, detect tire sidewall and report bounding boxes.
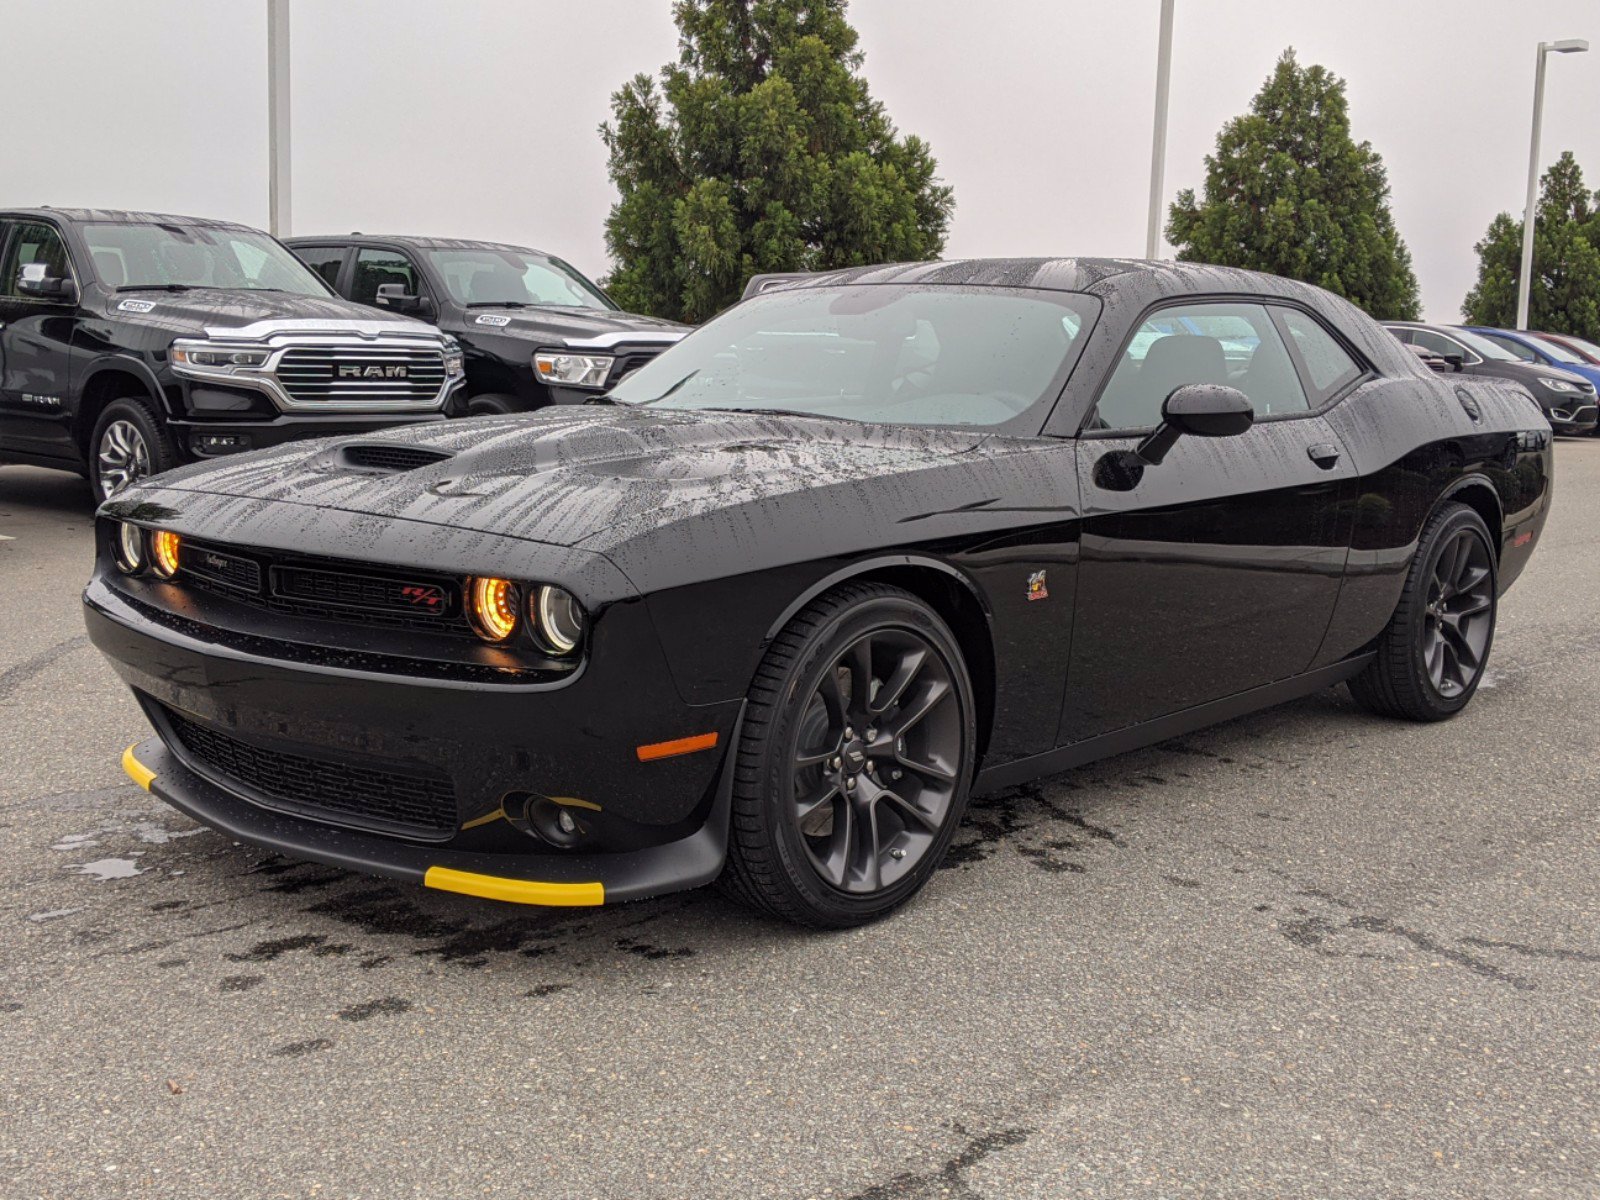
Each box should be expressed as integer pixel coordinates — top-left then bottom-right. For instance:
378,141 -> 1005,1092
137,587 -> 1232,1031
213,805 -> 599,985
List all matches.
755,594 -> 976,924
466,394 -> 520,417
90,398 -> 171,505
1404,506 -> 1498,717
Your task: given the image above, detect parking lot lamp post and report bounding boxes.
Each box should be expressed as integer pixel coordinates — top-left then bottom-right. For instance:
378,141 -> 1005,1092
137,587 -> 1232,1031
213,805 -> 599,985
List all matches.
1516,38 -> 1588,330
1146,0 -> 1176,260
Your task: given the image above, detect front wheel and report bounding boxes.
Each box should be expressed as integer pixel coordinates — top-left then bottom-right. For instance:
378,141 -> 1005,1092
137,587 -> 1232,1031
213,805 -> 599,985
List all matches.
1348,502 -> 1497,721
90,398 -> 176,504
720,583 -> 976,928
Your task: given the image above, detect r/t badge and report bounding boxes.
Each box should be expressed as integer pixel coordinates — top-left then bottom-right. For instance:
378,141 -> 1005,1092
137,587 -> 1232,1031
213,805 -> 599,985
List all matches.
1026,570 -> 1049,602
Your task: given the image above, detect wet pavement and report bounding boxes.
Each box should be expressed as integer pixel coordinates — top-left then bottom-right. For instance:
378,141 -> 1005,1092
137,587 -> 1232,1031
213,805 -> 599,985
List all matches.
2,450 -> 1598,1199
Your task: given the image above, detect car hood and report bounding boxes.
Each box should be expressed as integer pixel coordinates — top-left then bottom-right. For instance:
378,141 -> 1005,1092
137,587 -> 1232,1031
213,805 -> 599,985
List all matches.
105,287 -> 436,338
462,304 -> 686,346
136,406 -> 995,557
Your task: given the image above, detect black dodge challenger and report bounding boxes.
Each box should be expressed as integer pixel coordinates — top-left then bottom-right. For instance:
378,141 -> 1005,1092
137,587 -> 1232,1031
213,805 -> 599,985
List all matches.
86,259 -> 1552,927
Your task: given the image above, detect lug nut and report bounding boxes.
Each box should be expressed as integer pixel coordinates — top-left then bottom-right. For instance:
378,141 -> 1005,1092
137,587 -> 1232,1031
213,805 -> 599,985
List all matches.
845,727 -> 855,741
831,756 -> 842,769
867,728 -> 878,741
891,769 -> 902,781
890,848 -> 906,860
845,777 -> 856,791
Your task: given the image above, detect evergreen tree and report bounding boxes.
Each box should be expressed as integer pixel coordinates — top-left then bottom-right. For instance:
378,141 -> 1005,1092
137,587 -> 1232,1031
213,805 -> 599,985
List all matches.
1167,49 -> 1420,320
1462,151 -> 1600,337
601,0 -> 953,322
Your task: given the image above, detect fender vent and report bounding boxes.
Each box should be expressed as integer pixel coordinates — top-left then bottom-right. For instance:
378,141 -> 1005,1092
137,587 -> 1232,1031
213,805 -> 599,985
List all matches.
338,444 -> 454,473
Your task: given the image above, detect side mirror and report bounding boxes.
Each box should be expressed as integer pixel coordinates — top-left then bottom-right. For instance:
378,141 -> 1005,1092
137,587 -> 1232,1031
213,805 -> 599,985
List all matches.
17,262 -> 77,304
1441,352 -> 1465,372
1135,383 -> 1254,465
374,282 -> 427,316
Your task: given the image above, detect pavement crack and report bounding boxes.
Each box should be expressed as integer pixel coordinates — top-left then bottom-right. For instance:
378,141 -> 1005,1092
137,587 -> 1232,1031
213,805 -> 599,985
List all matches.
0,634 -> 90,701
1348,916 -> 1534,991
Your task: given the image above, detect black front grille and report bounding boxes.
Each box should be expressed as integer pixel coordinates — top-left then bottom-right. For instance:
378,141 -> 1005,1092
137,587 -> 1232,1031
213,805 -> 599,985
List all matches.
276,347 -> 445,403
273,564 -> 456,619
607,349 -> 667,385
164,708 -> 457,838
339,444 -> 454,473
180,543 -> 261,593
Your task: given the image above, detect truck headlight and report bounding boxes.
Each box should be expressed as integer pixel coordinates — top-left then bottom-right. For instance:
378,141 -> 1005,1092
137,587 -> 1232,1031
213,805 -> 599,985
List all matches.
443,338 -> 465,379
534,353 -> 614,389
171,342 -> 271,370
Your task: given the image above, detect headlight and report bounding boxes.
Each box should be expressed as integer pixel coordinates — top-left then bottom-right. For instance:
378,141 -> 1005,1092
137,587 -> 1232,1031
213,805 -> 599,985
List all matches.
114,522 -> 146,574
171,342 -> 271,370
150,530 -> 182,579
534,352 -> 614,389
467,577 -> 521,643
531,585 -> 585,655
443,338 -> 465,379
1541,377 -> 1582,394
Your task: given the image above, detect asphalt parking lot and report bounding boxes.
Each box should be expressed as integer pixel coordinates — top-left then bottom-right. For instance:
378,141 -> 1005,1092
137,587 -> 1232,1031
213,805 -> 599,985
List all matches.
2,446 -> 1598,1200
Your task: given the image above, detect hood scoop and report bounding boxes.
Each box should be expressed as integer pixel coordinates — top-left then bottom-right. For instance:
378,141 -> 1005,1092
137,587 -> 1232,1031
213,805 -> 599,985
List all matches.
334,443 -> 456,474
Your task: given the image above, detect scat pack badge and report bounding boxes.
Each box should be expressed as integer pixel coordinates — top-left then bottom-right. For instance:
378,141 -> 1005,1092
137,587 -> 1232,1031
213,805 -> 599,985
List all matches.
1026,570 -> 1049,602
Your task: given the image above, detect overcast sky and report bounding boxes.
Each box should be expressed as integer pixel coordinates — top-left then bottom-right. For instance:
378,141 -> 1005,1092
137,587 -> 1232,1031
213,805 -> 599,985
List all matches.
5,0 -> 1598,321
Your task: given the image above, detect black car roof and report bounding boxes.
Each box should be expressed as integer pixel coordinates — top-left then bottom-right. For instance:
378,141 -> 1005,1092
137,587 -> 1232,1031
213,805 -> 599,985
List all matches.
286,233 -> 551,256
1,207 -> 263,232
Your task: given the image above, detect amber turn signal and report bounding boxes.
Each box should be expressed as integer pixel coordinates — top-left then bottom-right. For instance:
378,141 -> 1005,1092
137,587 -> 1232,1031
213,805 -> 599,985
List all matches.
150,530 -> 182,579
467,576 -> 520,643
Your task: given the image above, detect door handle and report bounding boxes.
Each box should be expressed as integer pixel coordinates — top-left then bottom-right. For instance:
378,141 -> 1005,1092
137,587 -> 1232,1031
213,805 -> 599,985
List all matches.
1307,442 -> 1340,469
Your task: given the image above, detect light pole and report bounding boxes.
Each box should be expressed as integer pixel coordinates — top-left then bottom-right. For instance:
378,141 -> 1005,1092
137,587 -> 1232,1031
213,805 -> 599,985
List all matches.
1516,37 -> 1588,330
267,0 -> 292,237
1145,0 -> 1176,259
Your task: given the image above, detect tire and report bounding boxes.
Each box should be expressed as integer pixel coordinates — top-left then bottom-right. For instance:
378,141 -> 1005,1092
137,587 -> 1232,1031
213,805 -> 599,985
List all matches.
89,397 -> 176,504
1348,502 -> 1497,722
465,394 -> 519,417
719,583 -> 977,928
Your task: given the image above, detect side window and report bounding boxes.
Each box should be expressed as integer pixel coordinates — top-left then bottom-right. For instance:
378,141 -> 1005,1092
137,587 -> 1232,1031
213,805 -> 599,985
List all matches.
1412,330 -> 1471,362
1480,332 -> 1535,362
1279,308 -> 1363,399
351,248 -> 422,308
294,245 -> 347,293
1092,302 -> 1309,430
0,222 -> 73,298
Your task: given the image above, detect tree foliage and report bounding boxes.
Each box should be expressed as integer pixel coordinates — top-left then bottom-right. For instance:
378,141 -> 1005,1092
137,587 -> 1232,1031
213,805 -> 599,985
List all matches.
1462,151 -> 1600,337
600,0 -> 953,322
1167,50 -> 1420,320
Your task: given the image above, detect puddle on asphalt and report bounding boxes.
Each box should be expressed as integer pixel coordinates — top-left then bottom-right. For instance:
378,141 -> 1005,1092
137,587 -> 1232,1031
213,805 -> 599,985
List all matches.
65,856 -> 146,881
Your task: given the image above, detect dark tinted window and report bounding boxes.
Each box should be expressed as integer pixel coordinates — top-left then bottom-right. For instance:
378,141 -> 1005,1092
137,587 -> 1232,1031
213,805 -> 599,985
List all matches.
1279,308 -> 1362,397
295,245 -> 347,292
351,248 -> 422,308
1475,331 -> 1536,362
1,222 -> 73,297
1093,302 -> 1308,430
1412,329 -> 1474,361
425,247 -> 613,310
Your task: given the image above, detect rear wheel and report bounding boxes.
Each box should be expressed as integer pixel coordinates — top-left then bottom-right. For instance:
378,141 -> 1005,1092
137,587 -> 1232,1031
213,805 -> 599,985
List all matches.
1348,502 -> 1497,721
90,397 -> 175,504
720,583 -> 976,928
466,394 -> 520,416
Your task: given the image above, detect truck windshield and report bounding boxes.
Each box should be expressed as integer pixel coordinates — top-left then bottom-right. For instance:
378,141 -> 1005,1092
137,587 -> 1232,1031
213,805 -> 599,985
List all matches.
425,247 -> 615,310
609,284 -> 1099,430
82,223 -> 331,296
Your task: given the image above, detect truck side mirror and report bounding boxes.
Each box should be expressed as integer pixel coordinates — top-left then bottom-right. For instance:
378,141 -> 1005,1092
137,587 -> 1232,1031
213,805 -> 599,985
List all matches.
1135,384 -> 1255,466
374,282 -> 429,317
17,262 -> 77,304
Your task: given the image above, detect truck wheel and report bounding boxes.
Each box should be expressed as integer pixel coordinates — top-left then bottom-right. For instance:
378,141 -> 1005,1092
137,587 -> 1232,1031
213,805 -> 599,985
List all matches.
719,583 -> 976,928
1347,502 -> 1497,722
466,394 -> 520,417
90,398 -> 175,504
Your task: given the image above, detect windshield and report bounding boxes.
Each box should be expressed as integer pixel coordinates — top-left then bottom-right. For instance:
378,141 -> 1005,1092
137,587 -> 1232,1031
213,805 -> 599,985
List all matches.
425,247 -> 614,310
1449,328 -> 1521,362
82,222 -> 331,295
608,284 -> 1098,430
1553,334 -> 1600,362
1524,334 -> 1586,365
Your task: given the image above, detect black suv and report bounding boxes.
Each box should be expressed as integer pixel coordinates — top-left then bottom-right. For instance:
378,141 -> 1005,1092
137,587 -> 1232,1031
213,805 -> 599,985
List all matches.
1384,321 -> 1597,436
0,209 -> 466,501
284,235 -> 685,414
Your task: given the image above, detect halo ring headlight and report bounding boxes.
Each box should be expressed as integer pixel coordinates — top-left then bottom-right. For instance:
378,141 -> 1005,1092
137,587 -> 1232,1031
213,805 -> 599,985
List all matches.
467,577 -> 521,643
533,585 -> 585,655
114,522 -> 146,574
150,530 -> 182,579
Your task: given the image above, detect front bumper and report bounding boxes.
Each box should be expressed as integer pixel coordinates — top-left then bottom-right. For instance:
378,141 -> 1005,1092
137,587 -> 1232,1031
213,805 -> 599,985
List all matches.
1543,401 -> 1597,436
170,410 -> 453,460
86,574 -> 743,907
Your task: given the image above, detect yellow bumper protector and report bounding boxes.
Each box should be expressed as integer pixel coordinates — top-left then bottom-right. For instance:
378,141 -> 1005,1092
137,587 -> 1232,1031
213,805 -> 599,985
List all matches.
423,866 -> 604,907
122,744 -> 156,792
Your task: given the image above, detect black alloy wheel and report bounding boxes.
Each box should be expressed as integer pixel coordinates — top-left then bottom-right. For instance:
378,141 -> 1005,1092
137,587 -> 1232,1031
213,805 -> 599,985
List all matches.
721,583 -> 976,927
1349,502 -> 1498,721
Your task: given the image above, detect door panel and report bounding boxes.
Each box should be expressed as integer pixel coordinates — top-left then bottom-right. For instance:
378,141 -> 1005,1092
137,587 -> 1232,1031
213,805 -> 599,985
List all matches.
0,222 -> 78,460
1059,420 -> 1355,743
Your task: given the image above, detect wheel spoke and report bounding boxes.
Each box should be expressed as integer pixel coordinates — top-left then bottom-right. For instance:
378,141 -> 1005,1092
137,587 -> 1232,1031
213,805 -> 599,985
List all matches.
1439,618 -> 1479,671
890,677 -> 951,737
795,779 -> 840,830
814,799 -> 854,888
871,647 -> 927,716
894,751 -> 956,783
851,799 -> 883,893
876,787 -> 939,834
845,637 -> 875,714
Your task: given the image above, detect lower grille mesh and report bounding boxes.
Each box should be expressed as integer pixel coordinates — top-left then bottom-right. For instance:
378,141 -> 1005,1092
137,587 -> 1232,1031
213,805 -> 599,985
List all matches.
164,709 -> 456,838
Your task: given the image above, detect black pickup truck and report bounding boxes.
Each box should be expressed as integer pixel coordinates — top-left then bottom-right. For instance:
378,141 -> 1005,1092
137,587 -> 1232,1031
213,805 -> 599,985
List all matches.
285,234 -> 685,414
0,208 -> 466,501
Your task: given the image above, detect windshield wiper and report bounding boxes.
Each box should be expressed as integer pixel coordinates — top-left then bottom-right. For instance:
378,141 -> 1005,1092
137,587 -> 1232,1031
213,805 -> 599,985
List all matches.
464,300 -> 532,308
696,405 -> 848,422
116,283 -> 194,292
